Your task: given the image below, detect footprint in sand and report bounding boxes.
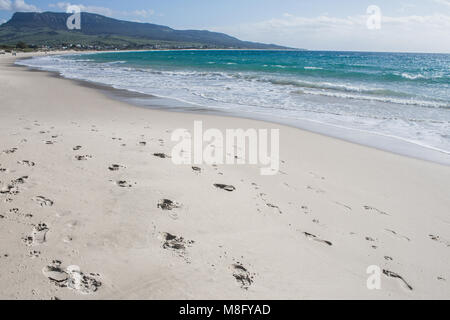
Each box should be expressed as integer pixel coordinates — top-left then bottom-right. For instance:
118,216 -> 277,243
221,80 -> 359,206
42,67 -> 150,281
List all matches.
301,205 -> 311,215
0,176 -> 27,195
29,250 -> 41,258
231,263 -> 255,290
108,164 -> 125,171
33,196 -> 54,207
192,166 -> 202,173
258,193 -> 282,214
74,155 -> 92,161
157,199 -> 181,211
72,146 -> 82,151
335,202 -> 352,211
17,160 -> 35,167
363,206 -> 389,216
42,261 -> 101,294
302,232 -> 333,246
115,181 -> 133,188
429,234 -> 450,247
63,236 -> 73,243
0,184 -> 19,195
158,199 -> 181,220
65,265 -> 101,294
2,147 -> 18,154
12,176 -> 29,185
251,182 -> 259,190
383,269 -> 413,291
8,208 -> 32,219
306,185 -> 326,194
365,237 -> 379,249
214,184 -> 236,192
161,232 -> 194,258
309,172 -> 325,180
153,153 -> 170,159
23,223 -> 49,246
384,229 -> 411,242
266,203 -> 283,214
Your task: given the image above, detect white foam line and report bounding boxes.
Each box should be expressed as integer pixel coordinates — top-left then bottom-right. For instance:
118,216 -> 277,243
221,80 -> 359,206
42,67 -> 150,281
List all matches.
16,55 -> 450,157
278,115 -> 450,155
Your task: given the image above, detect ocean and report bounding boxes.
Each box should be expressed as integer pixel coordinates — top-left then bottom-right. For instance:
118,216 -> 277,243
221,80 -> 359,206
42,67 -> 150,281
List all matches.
17,50 -> 450,164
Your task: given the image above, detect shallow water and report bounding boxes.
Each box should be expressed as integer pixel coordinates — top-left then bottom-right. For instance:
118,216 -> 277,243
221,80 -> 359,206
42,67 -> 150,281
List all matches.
17,50 -> 450,164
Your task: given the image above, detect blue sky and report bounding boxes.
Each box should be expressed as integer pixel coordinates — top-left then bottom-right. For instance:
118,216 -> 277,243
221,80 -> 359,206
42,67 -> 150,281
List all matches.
1,0 -> 450,52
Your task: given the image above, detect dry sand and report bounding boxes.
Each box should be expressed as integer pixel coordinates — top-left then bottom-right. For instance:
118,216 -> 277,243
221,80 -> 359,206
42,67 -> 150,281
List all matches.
0,52 -> 449,300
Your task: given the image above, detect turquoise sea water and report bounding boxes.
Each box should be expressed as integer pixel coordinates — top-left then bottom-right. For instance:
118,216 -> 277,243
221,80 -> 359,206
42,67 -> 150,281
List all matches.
18,50 -> 450,163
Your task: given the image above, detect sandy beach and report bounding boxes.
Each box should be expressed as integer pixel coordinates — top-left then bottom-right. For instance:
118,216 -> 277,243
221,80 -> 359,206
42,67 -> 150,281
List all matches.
0,52 -> 449,300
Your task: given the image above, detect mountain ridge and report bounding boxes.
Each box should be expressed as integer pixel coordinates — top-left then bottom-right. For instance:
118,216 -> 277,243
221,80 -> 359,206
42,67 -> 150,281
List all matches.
0,12 -> 294,50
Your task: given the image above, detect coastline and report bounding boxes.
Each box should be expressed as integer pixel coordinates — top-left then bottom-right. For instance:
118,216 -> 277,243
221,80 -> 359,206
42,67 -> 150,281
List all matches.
16,51 -> 450,167
1,52 -> 450,299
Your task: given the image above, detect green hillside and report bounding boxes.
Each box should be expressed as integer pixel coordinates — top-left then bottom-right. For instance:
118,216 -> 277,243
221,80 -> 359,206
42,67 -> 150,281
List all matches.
0,12 -> 292,50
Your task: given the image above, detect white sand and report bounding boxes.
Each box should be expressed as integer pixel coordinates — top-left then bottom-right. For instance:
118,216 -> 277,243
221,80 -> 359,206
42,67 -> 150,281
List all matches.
0,52 -> 449,300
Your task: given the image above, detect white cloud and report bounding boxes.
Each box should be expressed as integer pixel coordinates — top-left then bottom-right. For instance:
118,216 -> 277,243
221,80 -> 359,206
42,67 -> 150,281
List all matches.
213,13 -> 450,53
398,3 -> 417,13
0,0 -> 11,11
0,18 -> 6,24
48,3 -> 157,21
49,2 -> 113,17
128,9 -> 155,18
13,0 -> 38,11
0,0 -> 40,12
434,0 -> 450,7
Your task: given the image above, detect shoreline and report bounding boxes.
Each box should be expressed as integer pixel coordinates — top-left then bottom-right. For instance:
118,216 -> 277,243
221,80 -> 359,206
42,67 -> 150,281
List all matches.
1,52 -> 450,299
15,52 -> 450,167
